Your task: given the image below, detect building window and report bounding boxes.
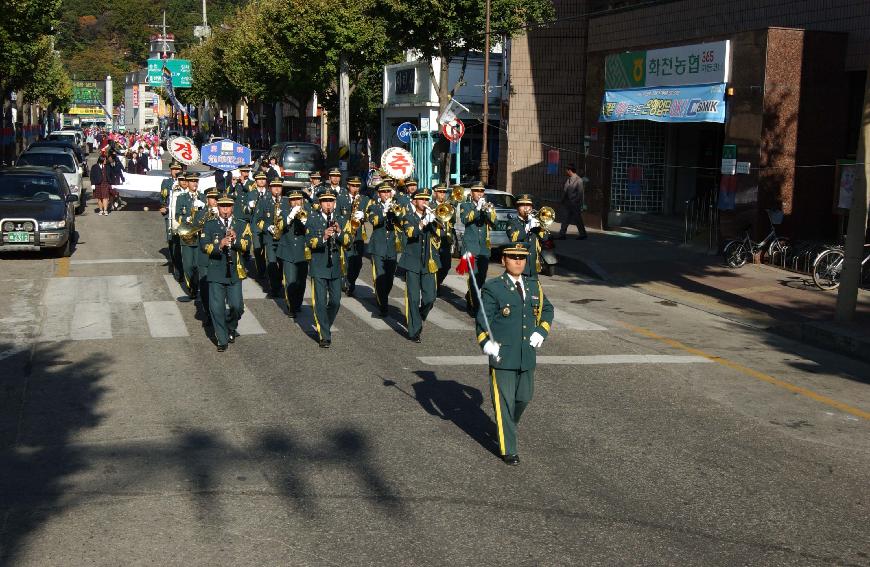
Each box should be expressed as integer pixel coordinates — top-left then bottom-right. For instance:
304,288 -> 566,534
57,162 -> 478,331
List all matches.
395,69 -> 416,95
610,120 -> 666,213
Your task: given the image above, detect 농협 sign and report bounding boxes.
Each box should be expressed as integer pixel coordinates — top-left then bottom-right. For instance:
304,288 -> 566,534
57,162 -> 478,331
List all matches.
168,136 -> 200,165
396,122 -> 417,144
605,41 -> 731,89
201,140 -> 251,172
380,147 -> 415,180
600,83 -> 727,124
147,59 -> 192,88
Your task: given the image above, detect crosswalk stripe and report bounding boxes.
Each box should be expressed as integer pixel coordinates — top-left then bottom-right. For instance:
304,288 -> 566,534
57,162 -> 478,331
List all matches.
392,279 -> 473,330
417,355 -> 714,366
70,302 -> 112,340
348,283 -> 404,331
242,278 -> 268,299
237,304 -> 266,335
43,278 -> 78,306
38,303 -> 75,341
107,275 -> 143,303
143,301 -> 189,337
162,274 -> 187,300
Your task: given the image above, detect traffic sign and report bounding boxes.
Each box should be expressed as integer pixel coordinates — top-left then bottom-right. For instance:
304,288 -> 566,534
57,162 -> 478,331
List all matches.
201,139 -> 251,171
380,147 -> 415,180
396,122 -> 417,144
441,119 -> 465,142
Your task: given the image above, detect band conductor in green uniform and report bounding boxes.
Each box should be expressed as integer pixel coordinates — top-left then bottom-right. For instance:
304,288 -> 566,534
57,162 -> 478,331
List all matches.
276,190 -> 311,318
306,189 -> 351,348
476,243 -> 554,465
506,194 -> 546,280
201,195 -> 253,351
367,181 -> 401,316
461,182 -> 497,314
399,190 -> 441,342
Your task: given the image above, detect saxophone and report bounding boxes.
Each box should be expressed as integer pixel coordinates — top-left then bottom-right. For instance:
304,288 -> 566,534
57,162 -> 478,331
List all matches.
349,194 -> 362,232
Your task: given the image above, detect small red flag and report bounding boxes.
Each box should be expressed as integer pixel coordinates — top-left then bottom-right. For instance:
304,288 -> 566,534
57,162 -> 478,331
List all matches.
456,252 -> 475,275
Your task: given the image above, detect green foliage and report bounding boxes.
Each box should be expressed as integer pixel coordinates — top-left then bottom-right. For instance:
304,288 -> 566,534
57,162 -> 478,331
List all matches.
23,38 -> 74,111
0,0 -> 63,98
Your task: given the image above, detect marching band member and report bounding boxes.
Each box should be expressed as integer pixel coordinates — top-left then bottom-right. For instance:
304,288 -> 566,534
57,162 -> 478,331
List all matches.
242,172 -> 270,279
366,181 -> 401,316
431,183 -> 455,291
506,193 -> 547,281
399,190 -> 441,343
338,176 -> 368,296
175,172 -> 205,298
276,190 -> 311,319
252,179 -> 286,296
460,181 -> 497,314
194,188 -> 220,326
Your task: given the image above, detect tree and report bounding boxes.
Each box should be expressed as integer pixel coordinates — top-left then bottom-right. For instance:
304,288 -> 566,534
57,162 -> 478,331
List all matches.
23,38 -> 74,112
378,0 -> 554,112
0,0 -> 62,100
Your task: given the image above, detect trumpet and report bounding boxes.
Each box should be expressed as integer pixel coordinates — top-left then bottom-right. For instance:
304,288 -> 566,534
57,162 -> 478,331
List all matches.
530,206 -> 556,229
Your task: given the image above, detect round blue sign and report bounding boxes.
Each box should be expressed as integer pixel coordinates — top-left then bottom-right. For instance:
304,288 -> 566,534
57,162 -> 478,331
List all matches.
396,122 -> 417,144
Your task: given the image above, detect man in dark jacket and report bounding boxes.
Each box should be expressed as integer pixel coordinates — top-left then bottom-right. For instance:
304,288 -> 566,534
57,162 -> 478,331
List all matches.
556,164 -> 587,240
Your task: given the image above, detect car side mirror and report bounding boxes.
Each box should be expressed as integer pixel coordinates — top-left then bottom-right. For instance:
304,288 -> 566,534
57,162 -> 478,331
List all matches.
67,194 -> 79,203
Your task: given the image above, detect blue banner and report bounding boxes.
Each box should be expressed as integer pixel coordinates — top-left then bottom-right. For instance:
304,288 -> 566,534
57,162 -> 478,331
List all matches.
201,139 -> 252,171
600,83 -> 726,123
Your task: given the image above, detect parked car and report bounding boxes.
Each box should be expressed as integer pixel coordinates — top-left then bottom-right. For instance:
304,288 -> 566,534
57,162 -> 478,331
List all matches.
451,186 -> 516,257
16,147 -> 85,214
267,142 -> 325,190
48,130 -> 86,154
0,166 -> 77,257
28,139 -> 87,168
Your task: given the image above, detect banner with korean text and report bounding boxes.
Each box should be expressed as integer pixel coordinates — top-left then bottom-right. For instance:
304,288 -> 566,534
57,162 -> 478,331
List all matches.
599,83 -> 727,124
605,41 -> 730,89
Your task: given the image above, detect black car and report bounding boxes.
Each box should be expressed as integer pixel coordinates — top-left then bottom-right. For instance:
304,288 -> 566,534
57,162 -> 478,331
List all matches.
267,142 -> 325,190
27,140 -> 87,171
0,167 -> 77,257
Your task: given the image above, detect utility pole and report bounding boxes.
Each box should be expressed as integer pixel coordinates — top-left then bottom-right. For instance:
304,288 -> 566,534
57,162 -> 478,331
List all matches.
339,53 -> 350,169
835,65 -> 870,321
479,0 -> 491,185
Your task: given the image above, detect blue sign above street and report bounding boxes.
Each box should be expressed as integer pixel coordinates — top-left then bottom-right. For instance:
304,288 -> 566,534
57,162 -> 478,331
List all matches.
599,82 -> 726,124
201,139 -> 251,171
396,122 -> 417,144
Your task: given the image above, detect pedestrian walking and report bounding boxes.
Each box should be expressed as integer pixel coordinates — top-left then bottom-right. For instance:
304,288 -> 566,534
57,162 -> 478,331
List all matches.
556,164 -> 587,240
107,153 -> 126,211
90,156 -> 112,216
476,243 -> 554,465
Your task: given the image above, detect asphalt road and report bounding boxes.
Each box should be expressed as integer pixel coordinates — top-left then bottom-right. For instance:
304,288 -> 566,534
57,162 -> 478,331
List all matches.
1,178 -> 869,565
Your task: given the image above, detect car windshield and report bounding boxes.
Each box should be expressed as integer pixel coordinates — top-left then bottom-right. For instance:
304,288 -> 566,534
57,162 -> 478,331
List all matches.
48,133 -> 77,143
486,193 -> 515,208
0,174 -> 63,201
281,146 -> 323,171
17,153 -> 77,173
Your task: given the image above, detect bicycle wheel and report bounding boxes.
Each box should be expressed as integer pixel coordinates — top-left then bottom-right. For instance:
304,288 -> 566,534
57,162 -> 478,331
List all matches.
723,240 -> 749,268
812,249 -> 844,290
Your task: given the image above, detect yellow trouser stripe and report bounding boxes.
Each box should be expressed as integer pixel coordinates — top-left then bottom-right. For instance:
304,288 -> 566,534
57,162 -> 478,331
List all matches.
310,277 -> 322,339
371,261 -> 380,306
404,282 -> 409,328
491,369 -> 506,456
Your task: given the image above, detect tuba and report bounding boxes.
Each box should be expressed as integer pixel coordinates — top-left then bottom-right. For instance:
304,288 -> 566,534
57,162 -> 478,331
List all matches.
434,202 -> 454,225
450,186 -> 465,203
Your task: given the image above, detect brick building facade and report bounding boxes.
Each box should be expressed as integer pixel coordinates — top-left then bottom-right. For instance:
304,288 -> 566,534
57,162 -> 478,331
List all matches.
499,0 -> 870,240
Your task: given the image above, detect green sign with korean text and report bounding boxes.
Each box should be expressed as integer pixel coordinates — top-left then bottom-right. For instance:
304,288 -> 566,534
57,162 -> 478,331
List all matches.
605,41 -> 730,89
146,59 -> 192,88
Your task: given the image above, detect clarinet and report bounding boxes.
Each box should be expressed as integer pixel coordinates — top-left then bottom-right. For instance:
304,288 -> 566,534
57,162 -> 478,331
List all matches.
223,220 -> 233,278
326,212 -> 334,268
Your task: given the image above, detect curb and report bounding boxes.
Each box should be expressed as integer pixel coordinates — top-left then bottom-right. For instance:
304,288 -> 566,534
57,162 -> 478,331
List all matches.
554,251 -> 610,281
773,321 -> 870,365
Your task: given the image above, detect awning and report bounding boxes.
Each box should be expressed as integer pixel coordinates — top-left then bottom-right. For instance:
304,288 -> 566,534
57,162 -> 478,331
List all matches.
599,83 -> 726,124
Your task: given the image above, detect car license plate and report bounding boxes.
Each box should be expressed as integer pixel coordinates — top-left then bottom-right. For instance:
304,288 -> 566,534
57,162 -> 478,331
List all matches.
7,231 -> 29,243
295,172 -> 309,179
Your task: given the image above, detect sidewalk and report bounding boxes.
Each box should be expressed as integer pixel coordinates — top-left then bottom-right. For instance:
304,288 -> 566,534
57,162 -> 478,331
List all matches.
549,221 -> 870,363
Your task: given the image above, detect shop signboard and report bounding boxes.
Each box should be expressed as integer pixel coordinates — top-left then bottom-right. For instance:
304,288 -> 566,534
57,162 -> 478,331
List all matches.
146,59 -> 192,88
201,139 -> 251,171
599,83 -> 727,124
73,81 -> 105,105
605,41 -> 730,89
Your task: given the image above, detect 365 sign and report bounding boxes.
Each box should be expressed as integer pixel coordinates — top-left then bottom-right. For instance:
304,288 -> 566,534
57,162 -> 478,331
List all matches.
168,136 -> 200,165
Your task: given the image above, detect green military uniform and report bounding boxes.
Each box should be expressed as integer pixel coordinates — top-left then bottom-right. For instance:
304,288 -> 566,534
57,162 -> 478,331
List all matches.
431,184 -> 456,290
366,185 -> 401,315
398,191 -> 441,341
162,166 -> 185,280
252,181 -> 285,295
460,183 -> 497,313
306,191 -> 351,346
194,190 -> 220,325
276,193 -> 312,317
174,176 -> 206,297
240,176 -> 269,279
506,195 -> 545,280
476,244 -> 554,462
336,177 -> 369,296
200,202 -> 253,349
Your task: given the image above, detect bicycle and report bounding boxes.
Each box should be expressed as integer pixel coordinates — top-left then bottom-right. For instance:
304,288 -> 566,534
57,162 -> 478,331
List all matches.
811,244 -> 870,290
722,209 -> 789,268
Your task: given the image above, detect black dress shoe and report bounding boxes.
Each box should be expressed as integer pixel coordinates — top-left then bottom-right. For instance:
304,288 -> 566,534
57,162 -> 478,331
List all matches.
228,331 -> 238,343
319,339 -> 331,348
411,334 -> 422,343
216,344 -> 227,352
379,307 -> 388,317
288,310 -> 297,319
346,284 -> 355,297
504,454 -> 520,466
203,318 -> 213,328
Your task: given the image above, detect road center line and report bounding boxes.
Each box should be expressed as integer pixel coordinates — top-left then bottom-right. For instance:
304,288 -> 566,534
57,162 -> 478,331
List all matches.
417,354 -> 712,366
619,321 -> 870,421
69,258 -> 168,265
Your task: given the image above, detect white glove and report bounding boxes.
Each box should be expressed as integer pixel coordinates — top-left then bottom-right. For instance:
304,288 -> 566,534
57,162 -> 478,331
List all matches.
185,216 -> 191,223
210,207 -> 218,214
527,217 -> 540,230
529,332 -> 544,348
476,197 -> 486,210
287,205 -> 301,220
482,340 -> 500,358
193,199 -> 205,209
425,212 -> 436,224
353,210 -> 364,221
248,200 -> 256,209
267,225 -> 276,235
384,199 -> 392,209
